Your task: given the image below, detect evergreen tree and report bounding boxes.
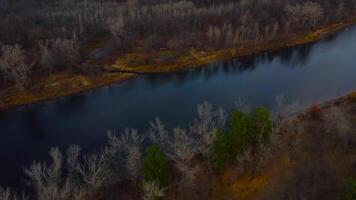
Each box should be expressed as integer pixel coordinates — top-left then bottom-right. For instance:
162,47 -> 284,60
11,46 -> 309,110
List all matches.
210,129 -> 229,172
227,109 -> 251,158
143,145 -> 169,188
250,107 -> 272,144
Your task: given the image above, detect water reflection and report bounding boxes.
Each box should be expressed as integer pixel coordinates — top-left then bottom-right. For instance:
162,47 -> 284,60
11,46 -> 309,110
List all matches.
53,93 -> 87,115
143,28 -> 344,87
23,106 -> 47,140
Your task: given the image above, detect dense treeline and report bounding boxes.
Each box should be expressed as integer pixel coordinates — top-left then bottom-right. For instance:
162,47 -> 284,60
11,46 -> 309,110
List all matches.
0,0 -> 356,88
1,97 -> 355,200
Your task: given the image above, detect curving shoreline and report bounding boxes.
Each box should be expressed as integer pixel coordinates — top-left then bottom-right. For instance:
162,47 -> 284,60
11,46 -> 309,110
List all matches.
1,20 -> 356,111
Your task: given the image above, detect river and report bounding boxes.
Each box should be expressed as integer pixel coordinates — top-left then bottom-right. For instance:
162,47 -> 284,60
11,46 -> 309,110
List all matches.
1,26 -> 356,189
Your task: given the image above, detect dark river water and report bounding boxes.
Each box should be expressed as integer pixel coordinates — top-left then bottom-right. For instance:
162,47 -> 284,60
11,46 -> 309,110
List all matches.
1,26 -> 356,189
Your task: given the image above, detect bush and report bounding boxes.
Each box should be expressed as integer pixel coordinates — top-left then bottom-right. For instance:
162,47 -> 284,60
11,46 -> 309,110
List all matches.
143,145 -> 169,188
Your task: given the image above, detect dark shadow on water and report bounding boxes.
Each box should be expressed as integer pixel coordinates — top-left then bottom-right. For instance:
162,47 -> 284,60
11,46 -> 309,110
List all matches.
23,107 -> 47,140
53,93 -> 87,115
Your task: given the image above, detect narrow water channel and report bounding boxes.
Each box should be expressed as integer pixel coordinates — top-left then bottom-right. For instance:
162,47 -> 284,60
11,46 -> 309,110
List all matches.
1,26 -> 356,188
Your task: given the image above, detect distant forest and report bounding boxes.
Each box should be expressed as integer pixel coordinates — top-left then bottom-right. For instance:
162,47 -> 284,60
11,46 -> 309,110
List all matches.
0,0 -> 356,87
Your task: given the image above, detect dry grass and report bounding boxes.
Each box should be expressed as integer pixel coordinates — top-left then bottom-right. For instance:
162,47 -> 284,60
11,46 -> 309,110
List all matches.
347,92 -> 356,102
0,72 -> 135,110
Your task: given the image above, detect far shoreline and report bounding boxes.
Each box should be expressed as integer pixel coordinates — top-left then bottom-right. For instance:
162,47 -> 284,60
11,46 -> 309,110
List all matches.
1,19 -> 356,111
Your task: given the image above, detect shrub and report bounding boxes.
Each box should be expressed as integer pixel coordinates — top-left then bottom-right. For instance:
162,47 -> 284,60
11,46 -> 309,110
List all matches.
143,145 -> 169,188
347,92 -> 356,103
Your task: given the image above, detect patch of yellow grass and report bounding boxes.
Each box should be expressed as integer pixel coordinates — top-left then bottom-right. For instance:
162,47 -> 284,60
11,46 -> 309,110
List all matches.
0,72 -> 135,110
347,92 -> 356,102
232,175 -> 267,199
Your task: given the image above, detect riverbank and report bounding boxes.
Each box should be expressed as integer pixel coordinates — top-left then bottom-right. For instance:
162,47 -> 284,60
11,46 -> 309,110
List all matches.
210,93 -> 356,200
111,20 -> 356,73
0,72 -> 136,110
91,91 -> 356,200
1,20 -> 356,111
1,89 -> 354,199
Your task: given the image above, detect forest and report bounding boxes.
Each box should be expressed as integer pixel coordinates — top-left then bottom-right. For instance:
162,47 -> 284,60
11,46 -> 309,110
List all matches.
1,94 -> 356,200
1,0 -> 356,89
1,0 -> 356,199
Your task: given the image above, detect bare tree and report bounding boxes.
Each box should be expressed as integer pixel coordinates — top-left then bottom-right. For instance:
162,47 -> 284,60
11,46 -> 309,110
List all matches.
51,38 -> 80,68
108,15 -> 125,39
0,44 -> 29,88
38,40 -> 54,73
0,187 -> 28,200
302,2 -> 324,28
24,148 -> 72,200
120,129 -> 145,184
191,102 -> 226,155
77,153 -> 108,189
285,2 -> 324,29
24,146 -> 89,200
104,130 -> 127,182
235,98 -> 251,113
142,180 -> 167,200
172,128 -> 199,187
272,95 -> 301,135
322,107 -> 352,150
145,104 -> 227,195
149,103 -> 226,188
149,120 -> 199,188
284,119 -> 304,163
